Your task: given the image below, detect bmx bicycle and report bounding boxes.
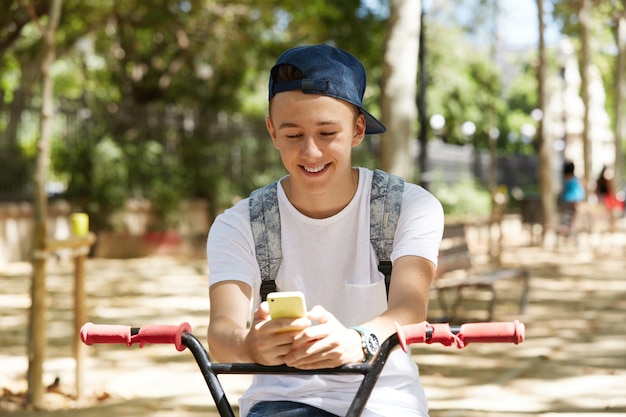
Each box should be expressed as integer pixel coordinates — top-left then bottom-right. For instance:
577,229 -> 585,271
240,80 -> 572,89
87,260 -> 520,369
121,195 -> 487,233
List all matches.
81,320 -> 525,417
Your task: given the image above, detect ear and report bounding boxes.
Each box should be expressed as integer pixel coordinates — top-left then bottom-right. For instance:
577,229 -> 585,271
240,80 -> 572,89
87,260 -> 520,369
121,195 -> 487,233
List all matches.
352,114 -> 366,147
266,116 -> 279,148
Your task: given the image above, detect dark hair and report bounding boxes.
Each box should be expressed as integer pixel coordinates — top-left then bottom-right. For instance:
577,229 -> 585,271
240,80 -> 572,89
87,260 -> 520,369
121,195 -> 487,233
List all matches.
268,64 -> 302,116
563,161 -> 575,176
272,64 -> 303,84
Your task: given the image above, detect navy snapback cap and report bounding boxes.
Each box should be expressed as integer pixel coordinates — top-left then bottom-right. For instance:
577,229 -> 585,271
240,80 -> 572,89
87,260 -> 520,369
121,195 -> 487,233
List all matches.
268,44 -> 386,135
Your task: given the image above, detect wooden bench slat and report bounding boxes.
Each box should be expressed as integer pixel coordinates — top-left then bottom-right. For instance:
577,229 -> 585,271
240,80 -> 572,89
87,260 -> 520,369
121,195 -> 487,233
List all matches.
433,223 -> 530,321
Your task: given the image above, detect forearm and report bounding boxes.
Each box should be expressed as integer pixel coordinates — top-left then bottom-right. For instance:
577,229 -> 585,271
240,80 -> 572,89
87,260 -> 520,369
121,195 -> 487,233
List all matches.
207,319 -> 252,363
364,298 -> 428,343
207,280 -> 254,363
364,255 -> 434,340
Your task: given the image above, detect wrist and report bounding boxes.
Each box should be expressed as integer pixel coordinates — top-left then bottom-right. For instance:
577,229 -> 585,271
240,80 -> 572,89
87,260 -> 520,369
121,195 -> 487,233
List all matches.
351,326 -> 380,363
350,328 -> 366,362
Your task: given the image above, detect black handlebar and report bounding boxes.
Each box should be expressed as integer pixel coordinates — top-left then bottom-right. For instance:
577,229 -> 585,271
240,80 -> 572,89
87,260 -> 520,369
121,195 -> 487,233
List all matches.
81,320 -> 524,417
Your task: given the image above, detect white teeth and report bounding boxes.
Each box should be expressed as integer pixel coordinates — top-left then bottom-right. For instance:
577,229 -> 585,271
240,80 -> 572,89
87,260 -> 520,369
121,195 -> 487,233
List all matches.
304,165 -> 325,173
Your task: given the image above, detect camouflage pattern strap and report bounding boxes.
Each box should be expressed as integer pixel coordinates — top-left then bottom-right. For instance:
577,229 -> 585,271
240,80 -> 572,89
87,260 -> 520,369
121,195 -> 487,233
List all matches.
370,169 -> 404,298
249,181 -> 282,301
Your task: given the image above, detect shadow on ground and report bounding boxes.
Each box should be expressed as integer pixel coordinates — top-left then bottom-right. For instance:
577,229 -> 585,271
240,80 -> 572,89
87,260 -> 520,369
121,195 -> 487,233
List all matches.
2,219 -> 626,416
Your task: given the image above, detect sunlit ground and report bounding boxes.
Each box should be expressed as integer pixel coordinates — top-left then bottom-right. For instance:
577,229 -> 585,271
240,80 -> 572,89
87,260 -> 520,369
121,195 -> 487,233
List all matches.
1,216 -> 625,416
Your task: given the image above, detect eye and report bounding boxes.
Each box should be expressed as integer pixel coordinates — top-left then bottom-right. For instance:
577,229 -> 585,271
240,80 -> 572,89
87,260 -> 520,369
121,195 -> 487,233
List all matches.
320,131 -> 337,137
281,129 -> 302,139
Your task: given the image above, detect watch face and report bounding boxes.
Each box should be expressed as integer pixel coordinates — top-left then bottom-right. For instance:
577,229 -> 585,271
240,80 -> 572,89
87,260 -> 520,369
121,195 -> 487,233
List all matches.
367,333 -> 379,353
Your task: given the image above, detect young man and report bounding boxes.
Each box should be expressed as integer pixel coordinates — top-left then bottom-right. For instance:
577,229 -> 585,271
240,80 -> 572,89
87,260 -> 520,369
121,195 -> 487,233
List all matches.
207,44 -> 444,417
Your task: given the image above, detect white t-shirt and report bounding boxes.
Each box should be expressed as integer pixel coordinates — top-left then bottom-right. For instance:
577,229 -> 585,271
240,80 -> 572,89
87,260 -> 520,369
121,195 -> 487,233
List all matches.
207,167 -> 444,417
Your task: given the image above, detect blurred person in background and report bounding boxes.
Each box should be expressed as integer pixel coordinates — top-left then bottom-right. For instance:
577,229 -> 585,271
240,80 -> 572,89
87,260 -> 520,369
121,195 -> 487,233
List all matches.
559,160 -> 586,236
595,166 -> 624,231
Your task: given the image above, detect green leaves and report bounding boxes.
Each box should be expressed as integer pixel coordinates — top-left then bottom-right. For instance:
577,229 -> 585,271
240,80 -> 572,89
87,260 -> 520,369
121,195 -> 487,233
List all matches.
6,0 -> 620,229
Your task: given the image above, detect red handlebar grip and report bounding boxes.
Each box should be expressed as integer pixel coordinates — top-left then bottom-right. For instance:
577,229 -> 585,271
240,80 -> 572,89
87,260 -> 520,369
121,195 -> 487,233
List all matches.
397,322 -> 460,351
395,322 -> 429,352
134,323 -> 192,351
395,320 -> 525,351
458,320 -> 525,345
80,322 -> 192,351
80,322 -> 132,346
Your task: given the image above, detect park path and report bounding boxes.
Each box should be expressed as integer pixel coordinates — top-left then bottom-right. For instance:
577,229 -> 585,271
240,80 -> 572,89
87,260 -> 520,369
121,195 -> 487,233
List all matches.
1,217 -> 625,416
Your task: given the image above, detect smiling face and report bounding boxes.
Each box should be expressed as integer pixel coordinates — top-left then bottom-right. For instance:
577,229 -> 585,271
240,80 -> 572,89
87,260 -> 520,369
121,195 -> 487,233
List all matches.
266,90 -> 366,216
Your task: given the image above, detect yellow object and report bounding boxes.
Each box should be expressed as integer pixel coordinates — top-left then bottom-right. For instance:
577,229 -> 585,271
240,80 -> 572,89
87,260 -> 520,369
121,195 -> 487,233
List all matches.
267,291 -> 308,333
71,213 -> 89,236
267,291 -> 307,319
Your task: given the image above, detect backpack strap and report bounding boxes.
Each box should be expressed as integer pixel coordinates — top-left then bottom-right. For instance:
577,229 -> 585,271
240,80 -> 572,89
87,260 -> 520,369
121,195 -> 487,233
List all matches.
370,169 -> 404,299
249,170 -> 404,302
249,181 -> 282,301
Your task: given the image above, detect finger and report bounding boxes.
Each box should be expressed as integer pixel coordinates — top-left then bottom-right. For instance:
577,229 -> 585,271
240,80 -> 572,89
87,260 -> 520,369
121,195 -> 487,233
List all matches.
249,325 -> 302,366
307,305 -> 333,323
285,343 -> 343,369
287,333 -> 338,362
269,317 -> 311,334
291,323 -> 328,350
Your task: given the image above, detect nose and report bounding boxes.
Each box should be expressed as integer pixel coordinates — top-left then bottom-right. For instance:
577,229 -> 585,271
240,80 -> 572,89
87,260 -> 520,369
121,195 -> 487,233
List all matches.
301,136 -> 322,158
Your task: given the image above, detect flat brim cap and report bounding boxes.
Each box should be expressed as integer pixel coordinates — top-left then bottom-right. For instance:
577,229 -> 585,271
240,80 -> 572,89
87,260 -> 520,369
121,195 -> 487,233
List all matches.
269,44 -> 386,135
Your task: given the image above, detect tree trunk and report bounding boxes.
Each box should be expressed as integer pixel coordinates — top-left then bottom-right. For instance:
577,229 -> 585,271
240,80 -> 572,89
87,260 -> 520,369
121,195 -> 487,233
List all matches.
536,0 -> 555,241
27,0 -> 63,409
487,1 -> 501,263
417,5 -> 429,189
579,0 -> 592,191
613,1 -> 625,191
380,0 -> 420,180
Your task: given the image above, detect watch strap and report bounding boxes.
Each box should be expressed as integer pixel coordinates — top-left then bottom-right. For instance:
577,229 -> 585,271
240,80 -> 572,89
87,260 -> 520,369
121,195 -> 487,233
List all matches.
351,326 -> 376,363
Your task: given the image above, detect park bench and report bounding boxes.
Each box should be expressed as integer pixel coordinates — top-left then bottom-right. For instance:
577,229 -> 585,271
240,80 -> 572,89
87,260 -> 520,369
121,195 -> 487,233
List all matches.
432,222 -> 530,322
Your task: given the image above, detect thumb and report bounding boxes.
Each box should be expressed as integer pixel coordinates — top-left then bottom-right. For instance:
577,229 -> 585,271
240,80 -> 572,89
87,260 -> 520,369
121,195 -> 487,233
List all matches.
254,301 -> 271,321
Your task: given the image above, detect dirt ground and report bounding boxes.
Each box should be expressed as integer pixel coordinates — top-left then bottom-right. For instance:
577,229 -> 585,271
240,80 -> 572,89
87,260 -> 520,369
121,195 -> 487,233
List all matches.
1,217 -> 625,416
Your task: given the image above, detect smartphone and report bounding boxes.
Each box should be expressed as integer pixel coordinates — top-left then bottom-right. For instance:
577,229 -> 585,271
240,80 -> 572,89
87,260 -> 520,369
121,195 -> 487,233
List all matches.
267,291 -> 307,319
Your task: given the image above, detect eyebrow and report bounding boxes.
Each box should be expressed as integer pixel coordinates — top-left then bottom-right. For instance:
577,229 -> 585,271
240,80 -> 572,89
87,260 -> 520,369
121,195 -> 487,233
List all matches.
278,120 -> 342,129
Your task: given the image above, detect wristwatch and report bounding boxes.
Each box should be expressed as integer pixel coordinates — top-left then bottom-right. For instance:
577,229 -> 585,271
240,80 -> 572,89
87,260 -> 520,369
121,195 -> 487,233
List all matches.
351,326 -> 380,363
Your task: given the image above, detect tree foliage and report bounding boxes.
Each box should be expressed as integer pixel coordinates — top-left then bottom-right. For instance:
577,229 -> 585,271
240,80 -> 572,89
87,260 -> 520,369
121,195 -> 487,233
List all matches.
1,0 -> 388,229
423,20 -> 507,150
1,0 -> 622,230
552,0 -> 622,125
